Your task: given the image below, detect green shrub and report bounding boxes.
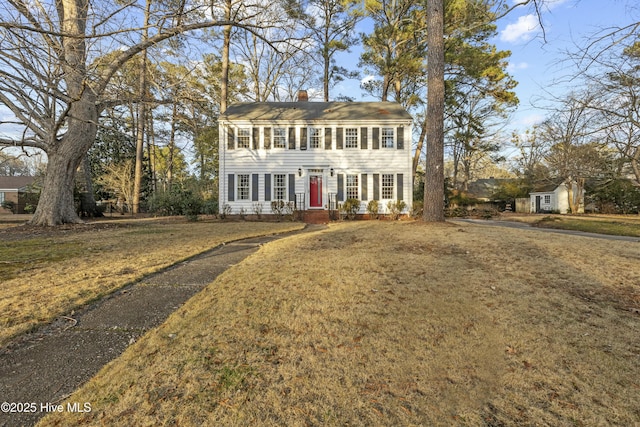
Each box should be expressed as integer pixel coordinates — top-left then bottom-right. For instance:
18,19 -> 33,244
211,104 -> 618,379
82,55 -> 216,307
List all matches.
386,200 -> 406,220
1,200 -> 16,214
366,200 -> 379,219
341,198 -> 361,220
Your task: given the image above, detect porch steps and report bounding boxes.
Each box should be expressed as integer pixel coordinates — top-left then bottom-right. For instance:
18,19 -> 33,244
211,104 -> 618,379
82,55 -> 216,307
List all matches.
303,210 -> 330,224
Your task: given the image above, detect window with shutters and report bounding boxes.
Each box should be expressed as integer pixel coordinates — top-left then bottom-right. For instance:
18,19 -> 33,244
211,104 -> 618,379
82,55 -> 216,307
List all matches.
381,127 -> 394,148
273,128 -> 286,148
346,174 -> 358,199
237,128 -> 250,148
273,174 -> 287,200
382,174 -> 394,199
345,128 -> 358,148
237,174 -> 250,200
309,127 -> 321,148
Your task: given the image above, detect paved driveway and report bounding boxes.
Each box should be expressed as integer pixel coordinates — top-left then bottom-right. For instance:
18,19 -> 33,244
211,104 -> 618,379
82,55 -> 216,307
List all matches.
451,218 -> 640,243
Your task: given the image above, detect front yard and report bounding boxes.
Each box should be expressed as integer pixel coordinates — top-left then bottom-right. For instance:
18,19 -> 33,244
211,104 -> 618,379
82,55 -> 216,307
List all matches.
36,221 -> 640,426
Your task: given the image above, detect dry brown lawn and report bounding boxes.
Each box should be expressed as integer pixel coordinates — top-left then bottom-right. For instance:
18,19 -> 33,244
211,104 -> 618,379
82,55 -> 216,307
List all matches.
0,218 -> 304,345
38,221 -> 640,426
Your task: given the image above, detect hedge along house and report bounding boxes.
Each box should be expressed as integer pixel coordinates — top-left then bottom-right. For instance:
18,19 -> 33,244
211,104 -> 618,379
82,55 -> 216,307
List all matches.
218,94 -> 413,221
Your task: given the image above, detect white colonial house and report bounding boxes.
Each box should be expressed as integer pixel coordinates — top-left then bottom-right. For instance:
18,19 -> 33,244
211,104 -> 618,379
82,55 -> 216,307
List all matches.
218,98 -> 413,219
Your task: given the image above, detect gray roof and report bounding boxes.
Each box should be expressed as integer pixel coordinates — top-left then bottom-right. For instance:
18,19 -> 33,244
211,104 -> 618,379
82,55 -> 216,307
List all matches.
220,102 -> 412,122
0,176 -> 36,190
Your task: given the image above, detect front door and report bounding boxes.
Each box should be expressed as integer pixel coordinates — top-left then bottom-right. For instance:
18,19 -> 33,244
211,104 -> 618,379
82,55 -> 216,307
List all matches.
535,196 -> 541,213
309,175 -> 323,208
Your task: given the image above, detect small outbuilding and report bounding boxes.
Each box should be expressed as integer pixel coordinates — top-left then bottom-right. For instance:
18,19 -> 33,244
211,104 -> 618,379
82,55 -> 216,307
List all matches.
530,181 -> 584,214
0,176 -> 37,214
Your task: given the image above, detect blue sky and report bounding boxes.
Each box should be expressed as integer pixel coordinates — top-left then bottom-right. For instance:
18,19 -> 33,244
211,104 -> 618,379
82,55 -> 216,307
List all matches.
333,0 -> 638,134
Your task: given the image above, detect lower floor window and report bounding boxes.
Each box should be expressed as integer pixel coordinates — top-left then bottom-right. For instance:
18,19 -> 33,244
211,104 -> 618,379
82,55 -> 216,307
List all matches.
544,195 -> 551,204
346,175 -> 358,199
382,174 -> 394,199
237,174 -> 250,200
274,174 -> 286,200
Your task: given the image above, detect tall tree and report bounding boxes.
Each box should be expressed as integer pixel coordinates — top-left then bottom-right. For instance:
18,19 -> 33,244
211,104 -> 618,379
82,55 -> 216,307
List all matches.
423,0 -> 445,221
0,0 -> 270,225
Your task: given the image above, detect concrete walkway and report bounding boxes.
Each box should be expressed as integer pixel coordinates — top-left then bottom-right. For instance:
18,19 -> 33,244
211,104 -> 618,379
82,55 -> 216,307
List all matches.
0,225 -> 322,427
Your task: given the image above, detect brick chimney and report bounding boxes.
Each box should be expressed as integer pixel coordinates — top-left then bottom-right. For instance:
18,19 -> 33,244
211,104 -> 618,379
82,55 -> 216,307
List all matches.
297,90 -> 309,102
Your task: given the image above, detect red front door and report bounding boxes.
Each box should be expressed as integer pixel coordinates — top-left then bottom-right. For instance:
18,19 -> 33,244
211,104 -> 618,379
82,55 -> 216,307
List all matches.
309,176 -> 322,208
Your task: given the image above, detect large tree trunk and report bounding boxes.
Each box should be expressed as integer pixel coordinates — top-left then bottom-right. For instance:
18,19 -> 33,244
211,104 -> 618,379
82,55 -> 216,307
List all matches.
30,95 -> 98,226
423,0 -> 445,222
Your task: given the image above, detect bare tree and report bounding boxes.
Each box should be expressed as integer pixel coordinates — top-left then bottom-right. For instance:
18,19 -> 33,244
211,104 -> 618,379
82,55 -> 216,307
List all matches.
0,0 -> 267,225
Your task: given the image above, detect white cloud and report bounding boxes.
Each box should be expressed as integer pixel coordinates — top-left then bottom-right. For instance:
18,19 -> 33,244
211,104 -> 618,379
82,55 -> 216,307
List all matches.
507,61 -> 529,73
500,14 -> 540,43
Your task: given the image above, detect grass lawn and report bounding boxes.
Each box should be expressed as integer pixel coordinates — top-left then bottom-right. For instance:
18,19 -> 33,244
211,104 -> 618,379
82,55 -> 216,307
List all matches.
0,218 -> 304,346
38,221 -> 640,426
501,213 -> 640,237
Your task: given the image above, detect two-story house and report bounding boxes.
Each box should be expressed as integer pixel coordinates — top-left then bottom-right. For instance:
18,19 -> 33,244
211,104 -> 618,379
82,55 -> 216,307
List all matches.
218,94 -> 413,220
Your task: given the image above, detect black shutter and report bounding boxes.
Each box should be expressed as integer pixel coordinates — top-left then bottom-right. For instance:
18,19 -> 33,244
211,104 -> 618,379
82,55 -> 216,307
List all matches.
264,128 -> 271,149
360,127 -> 368,149
372,128 -> 379,149
252,174 -> 259,201
288,174 -> 295,201
288,127 -> 296,150
361,173 -> 368,201
264,174 -> 271,201
253,128 -> 260,150
228,174 -> 235,202
227,127 -> 235,150
300,128 -> 308,150
397,127 -> 404,150
373,174 -> 379,200
337,174 -> 344,201
397,174 -> 404,201
324,128 -> 332,150
336,128 -> 343,150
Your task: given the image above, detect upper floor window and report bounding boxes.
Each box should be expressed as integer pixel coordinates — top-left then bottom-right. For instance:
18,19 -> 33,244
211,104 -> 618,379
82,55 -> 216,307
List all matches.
273,127 -> 286,149
382,127 -> 394,148
237,128 -> 250,148
345,128 -> 358,148
309,128 -> 322,149
237,174 -> 250,200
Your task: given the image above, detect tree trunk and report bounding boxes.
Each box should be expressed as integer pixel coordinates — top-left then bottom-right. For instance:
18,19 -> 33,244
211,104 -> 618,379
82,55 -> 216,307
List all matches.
30,95 -> 98,226
220,0 -> 232,112
423,0 -> 445,222
412,118 -> 427,182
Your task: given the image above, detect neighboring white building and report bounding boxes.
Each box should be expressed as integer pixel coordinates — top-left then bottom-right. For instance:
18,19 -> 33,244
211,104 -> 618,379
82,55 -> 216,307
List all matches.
218,98 -> 413,217
530,182 -> 585,214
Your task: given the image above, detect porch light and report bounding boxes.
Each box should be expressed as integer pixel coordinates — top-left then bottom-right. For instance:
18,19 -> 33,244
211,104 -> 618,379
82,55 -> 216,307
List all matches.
298,167 -> 302,177
330,168 -> 334,177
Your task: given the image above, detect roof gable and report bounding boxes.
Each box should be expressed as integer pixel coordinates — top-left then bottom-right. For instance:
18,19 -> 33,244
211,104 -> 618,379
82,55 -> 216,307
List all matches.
220,102 -> 412,122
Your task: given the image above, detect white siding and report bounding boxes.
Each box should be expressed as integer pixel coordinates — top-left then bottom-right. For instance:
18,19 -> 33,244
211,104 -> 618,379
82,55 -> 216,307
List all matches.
220,121 -> 412,214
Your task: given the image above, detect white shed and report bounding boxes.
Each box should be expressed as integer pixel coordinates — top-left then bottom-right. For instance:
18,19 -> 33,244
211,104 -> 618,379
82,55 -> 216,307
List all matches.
530,182 -> 584,214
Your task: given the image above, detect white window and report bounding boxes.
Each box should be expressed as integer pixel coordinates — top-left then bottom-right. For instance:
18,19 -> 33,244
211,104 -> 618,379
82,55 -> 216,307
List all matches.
237,174 -> 250,200
274,174 -> 287,200
345,128 -> 358,148
544,195 -> 551,204
346,175 -> 358,199
382,127 -> 394,148
237,128 -> 250,148
0,192 -> 4,204
309,128 -> 321,149
273,128 -> 286,148
382,174 -> 394,199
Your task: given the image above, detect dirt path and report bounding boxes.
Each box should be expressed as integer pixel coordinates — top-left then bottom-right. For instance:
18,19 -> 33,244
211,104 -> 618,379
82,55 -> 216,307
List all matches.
0,226 -> 322,427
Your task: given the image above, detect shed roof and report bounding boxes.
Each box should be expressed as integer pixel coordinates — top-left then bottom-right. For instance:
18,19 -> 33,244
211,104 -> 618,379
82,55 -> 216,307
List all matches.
220,102 -> 413,122
0,176 -> 36,191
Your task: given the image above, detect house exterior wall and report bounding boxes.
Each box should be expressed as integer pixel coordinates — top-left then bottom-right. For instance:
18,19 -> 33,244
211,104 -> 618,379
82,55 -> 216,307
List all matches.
0,190 -> 19,213
219,109 -> 413,215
